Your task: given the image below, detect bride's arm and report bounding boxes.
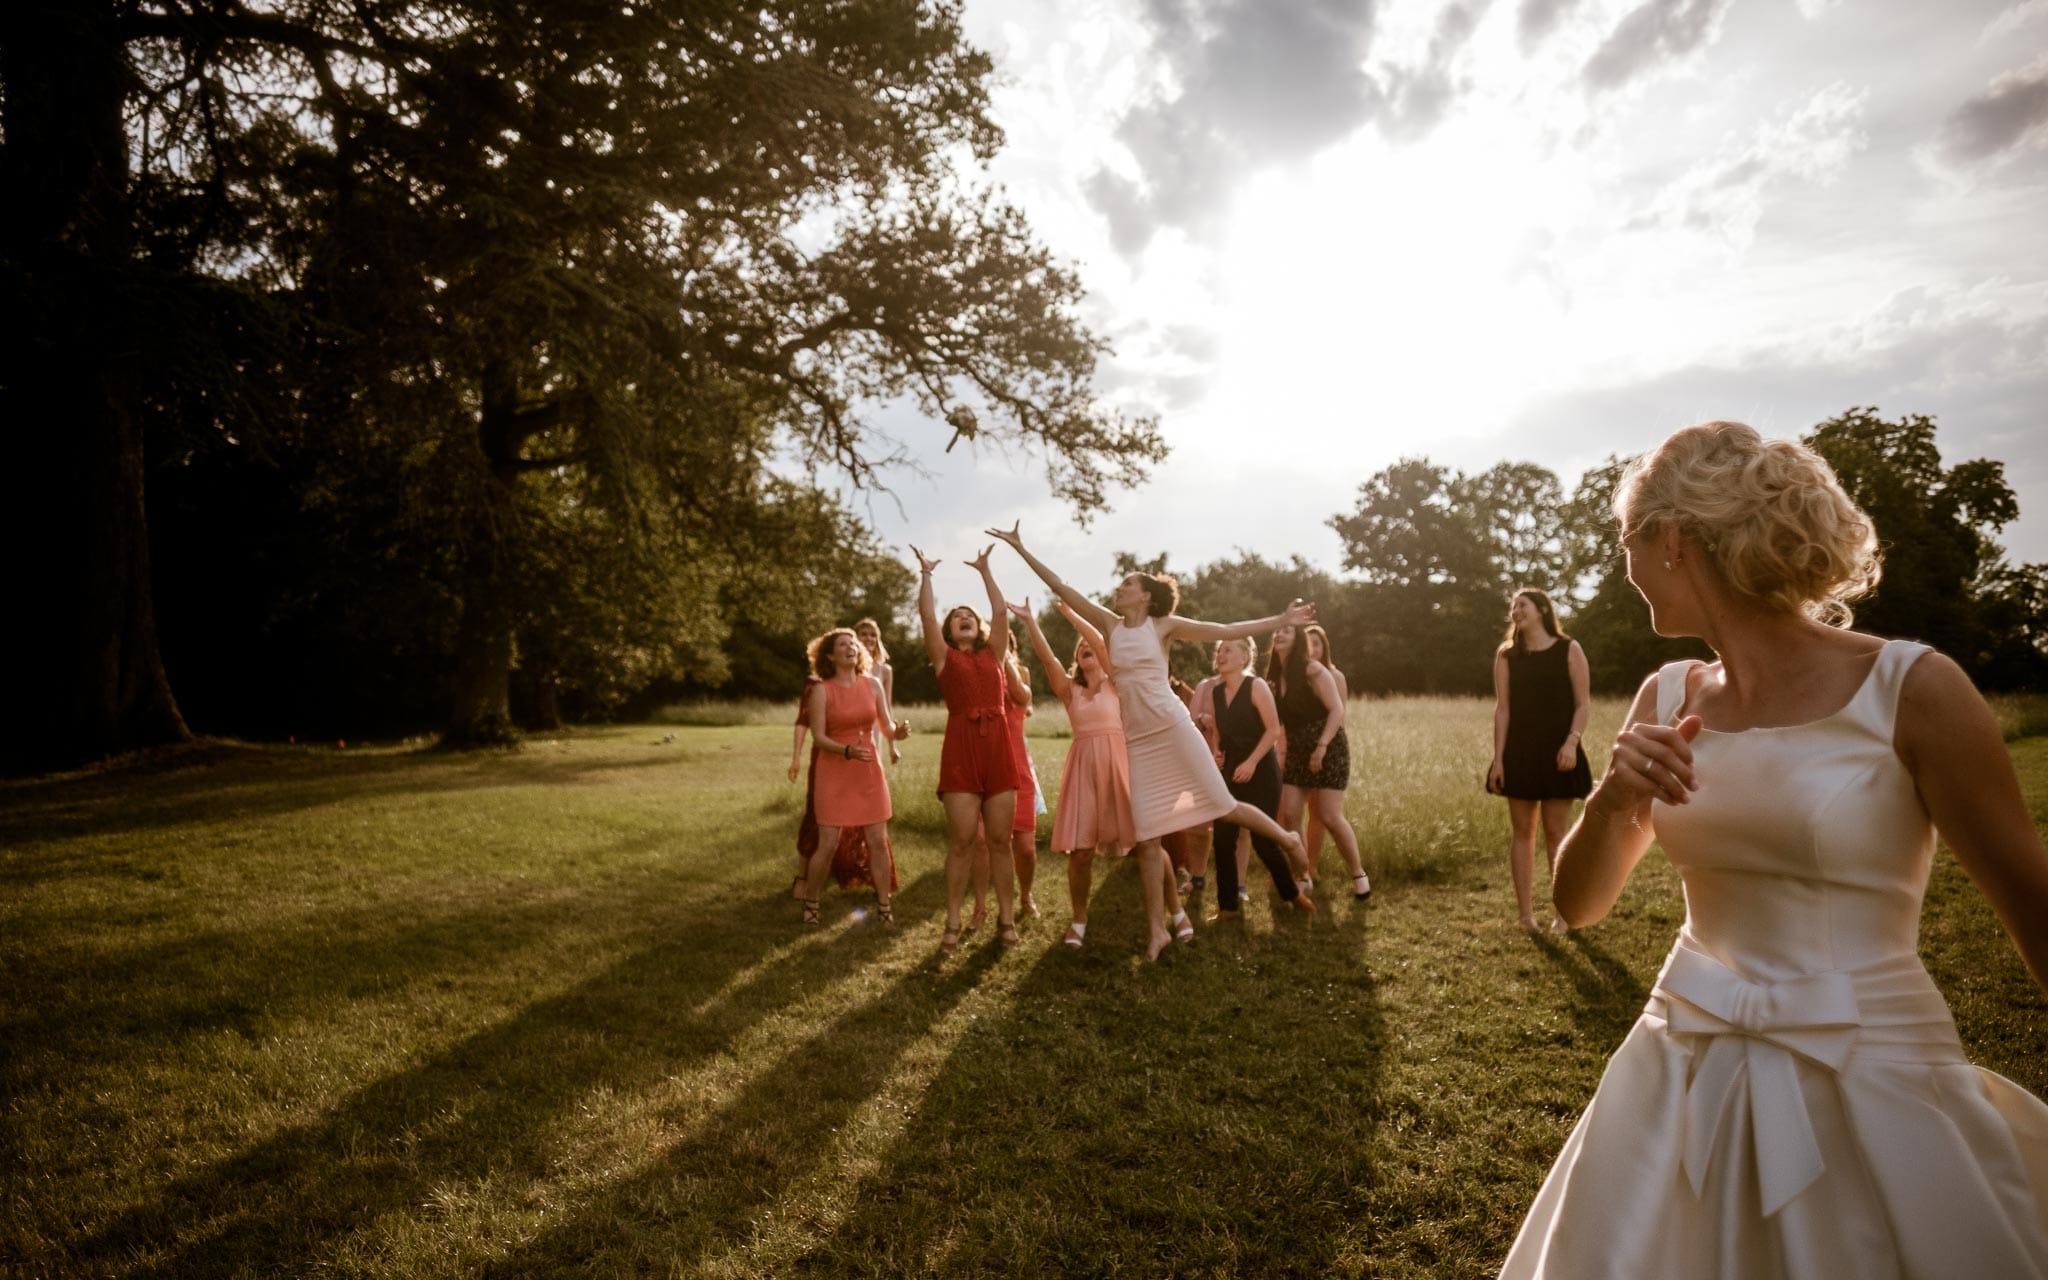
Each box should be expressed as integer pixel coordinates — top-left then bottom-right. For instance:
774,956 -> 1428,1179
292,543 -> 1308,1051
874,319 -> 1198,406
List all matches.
1897,651 -> 2048,996
1552,674 -> 1701,928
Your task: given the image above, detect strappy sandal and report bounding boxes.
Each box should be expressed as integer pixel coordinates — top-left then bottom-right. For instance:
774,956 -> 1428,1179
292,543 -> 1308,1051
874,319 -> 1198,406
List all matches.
876,900 -> 895,927
998,922 -> 1021,948
1061,923 -> 1086,948
939,925 -> 960,954
1172,911 -> 1195,943
801,898 -> 821,926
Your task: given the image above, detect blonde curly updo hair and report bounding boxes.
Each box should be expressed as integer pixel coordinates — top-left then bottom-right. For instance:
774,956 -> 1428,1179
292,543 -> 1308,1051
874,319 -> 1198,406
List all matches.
1615,421 -> 1882,625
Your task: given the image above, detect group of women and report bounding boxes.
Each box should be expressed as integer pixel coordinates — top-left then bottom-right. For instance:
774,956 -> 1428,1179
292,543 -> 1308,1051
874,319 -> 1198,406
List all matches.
777,419 -> 2048,1277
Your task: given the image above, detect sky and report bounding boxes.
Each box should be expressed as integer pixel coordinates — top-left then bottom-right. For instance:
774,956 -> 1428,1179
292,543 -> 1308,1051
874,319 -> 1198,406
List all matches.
849,0 -> 2048,612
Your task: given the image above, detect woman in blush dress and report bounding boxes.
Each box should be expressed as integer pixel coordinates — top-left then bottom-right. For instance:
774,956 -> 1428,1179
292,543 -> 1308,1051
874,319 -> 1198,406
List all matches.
1502,421 -> 2048,1278
913,544 -> 1023,953
1013,599 -> 1140,948
1486,588 -> 1592,931
790,661 -> 887,898
989,523 -> 1314,961
1269,623 -> 1372,901
798,628 -> 905,927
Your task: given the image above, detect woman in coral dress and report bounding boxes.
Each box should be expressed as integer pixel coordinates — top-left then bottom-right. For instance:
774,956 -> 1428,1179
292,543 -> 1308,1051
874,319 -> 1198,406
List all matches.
1504,421 -> 2048,1278
1012,598 -> 1139,948
913,544 -> 1022,952
797,628 -> 905,927
990,523 -> 1315,960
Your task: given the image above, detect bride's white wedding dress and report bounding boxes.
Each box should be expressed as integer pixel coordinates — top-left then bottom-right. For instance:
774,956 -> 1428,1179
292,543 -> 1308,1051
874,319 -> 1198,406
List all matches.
1502,641 -> 2048,1279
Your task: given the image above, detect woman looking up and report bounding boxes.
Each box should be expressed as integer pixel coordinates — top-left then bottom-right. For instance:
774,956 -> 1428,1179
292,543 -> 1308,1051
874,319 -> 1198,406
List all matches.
914,544 -> 1022,953
988,524 -> 1314,960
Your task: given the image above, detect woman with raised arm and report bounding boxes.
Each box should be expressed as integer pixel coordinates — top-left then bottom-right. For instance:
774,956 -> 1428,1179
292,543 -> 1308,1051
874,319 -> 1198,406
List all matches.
988,523 -> 1315,960
1269,624 -> 1372,901
914,545 -> 1023,953
1501,422 -> 2048,1278
1013,599 -> 1139,947
798,628 -> 905,927
1486,588 -> 1592,931
1193,635 -> 1313,919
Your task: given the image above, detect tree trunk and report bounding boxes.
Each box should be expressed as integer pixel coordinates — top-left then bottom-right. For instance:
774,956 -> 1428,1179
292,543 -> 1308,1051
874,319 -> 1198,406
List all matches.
528,674 -> 563,732
439,361 -> 526,749
2,3 -> 191,773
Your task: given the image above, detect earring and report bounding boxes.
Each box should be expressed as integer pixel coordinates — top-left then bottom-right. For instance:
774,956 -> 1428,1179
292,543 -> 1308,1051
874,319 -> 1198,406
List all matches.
1662,559 -> 1674,571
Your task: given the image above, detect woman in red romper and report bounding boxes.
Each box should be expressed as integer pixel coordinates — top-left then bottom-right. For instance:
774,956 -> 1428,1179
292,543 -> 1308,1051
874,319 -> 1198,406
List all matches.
912,544 -> 1022,952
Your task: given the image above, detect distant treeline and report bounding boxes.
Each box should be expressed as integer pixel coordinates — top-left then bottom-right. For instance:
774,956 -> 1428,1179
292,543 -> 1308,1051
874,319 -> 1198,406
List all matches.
618,408 -> 2048,714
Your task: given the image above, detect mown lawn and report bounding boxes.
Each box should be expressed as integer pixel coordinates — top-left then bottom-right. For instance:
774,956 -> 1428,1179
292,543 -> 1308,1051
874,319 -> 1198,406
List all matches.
3,699 -> 2043,1278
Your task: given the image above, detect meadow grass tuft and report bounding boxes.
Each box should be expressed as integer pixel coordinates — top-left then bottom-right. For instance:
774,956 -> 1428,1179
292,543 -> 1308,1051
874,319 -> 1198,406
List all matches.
3,700 -> 2041,1278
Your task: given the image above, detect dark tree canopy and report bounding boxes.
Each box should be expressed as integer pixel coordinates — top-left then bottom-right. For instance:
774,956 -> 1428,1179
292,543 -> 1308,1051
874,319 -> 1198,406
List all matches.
4,0 -> 1165,767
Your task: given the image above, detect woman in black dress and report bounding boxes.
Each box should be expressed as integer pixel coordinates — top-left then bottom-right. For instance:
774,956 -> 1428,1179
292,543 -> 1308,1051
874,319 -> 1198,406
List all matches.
1269,623 -> 1372,900
1486,588 -> 1592,930
1193,637 -> 1315,918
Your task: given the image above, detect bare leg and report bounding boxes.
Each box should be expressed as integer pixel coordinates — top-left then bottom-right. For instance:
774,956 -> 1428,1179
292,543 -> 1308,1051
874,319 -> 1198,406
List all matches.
1541,799 -> 1574,933
1232,799 -> 1309,880
1278,785 -> 1313,885
1507,798 -> 1540,928
1067,850 -> 1095,924
1137,838 -> 1173,960
1303,808 -> 1327,879
863,823 -> 894,916
793,854 -> 809,898
968,818 -> 991,931
982,791 -> 1018,940
1311,788 -> 1369,895
1013,827 -> 1039,915
941,793 -> 986,941
804,827 -> 841,908
1235,828 -> 1251,892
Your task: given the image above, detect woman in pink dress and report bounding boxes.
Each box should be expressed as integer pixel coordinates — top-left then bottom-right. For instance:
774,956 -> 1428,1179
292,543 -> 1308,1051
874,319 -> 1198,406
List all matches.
913,544 -> 1022,952
799,628 -> 905,926
990,523 -> 1315,960
1012,598 -> 1141,948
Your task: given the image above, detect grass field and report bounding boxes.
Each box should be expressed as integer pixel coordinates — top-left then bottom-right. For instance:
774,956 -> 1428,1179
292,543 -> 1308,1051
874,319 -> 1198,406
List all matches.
3,698 -> 2044,1278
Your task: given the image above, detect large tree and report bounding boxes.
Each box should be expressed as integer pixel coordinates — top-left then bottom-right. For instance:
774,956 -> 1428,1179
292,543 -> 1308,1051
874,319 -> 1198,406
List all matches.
4,0 -> 1164,767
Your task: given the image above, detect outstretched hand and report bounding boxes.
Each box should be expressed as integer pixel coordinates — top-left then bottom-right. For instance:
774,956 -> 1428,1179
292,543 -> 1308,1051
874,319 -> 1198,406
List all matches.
910,545 -> 940,575
1281,598 -> 1317,628
985,521 -> 1023,551
967,544 -> 995,573
1006,598 -> 1031,620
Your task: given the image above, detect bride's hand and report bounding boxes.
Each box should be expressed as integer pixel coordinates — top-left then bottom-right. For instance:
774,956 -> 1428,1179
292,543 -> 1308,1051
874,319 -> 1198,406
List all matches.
1600,716 -> 1702,808
1281,598 -> 1316,628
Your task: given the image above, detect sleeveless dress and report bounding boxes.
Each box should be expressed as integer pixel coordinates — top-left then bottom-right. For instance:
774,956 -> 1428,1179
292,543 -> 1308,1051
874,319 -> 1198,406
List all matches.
935,645 -> 1019,797
1276,666 -> 1349,791
810,677 -> 891,828
1005,696 -> 1039,835
1209,677 -> 1301,911
1050,682 -> 1136,854
1501,641 -> 2048,1279
1502,639 -> 1593,801
1108,617 -> 1237,842
795,677 -> 891,890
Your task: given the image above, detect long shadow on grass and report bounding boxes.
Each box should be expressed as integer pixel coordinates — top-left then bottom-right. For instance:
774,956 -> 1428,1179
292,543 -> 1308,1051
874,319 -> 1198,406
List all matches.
798,859 -> 1389,1278
59,868 -> 944,1279
1525,930 -> 1652,1047
0,741 -> 689,865
479,931 -> 997,1277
